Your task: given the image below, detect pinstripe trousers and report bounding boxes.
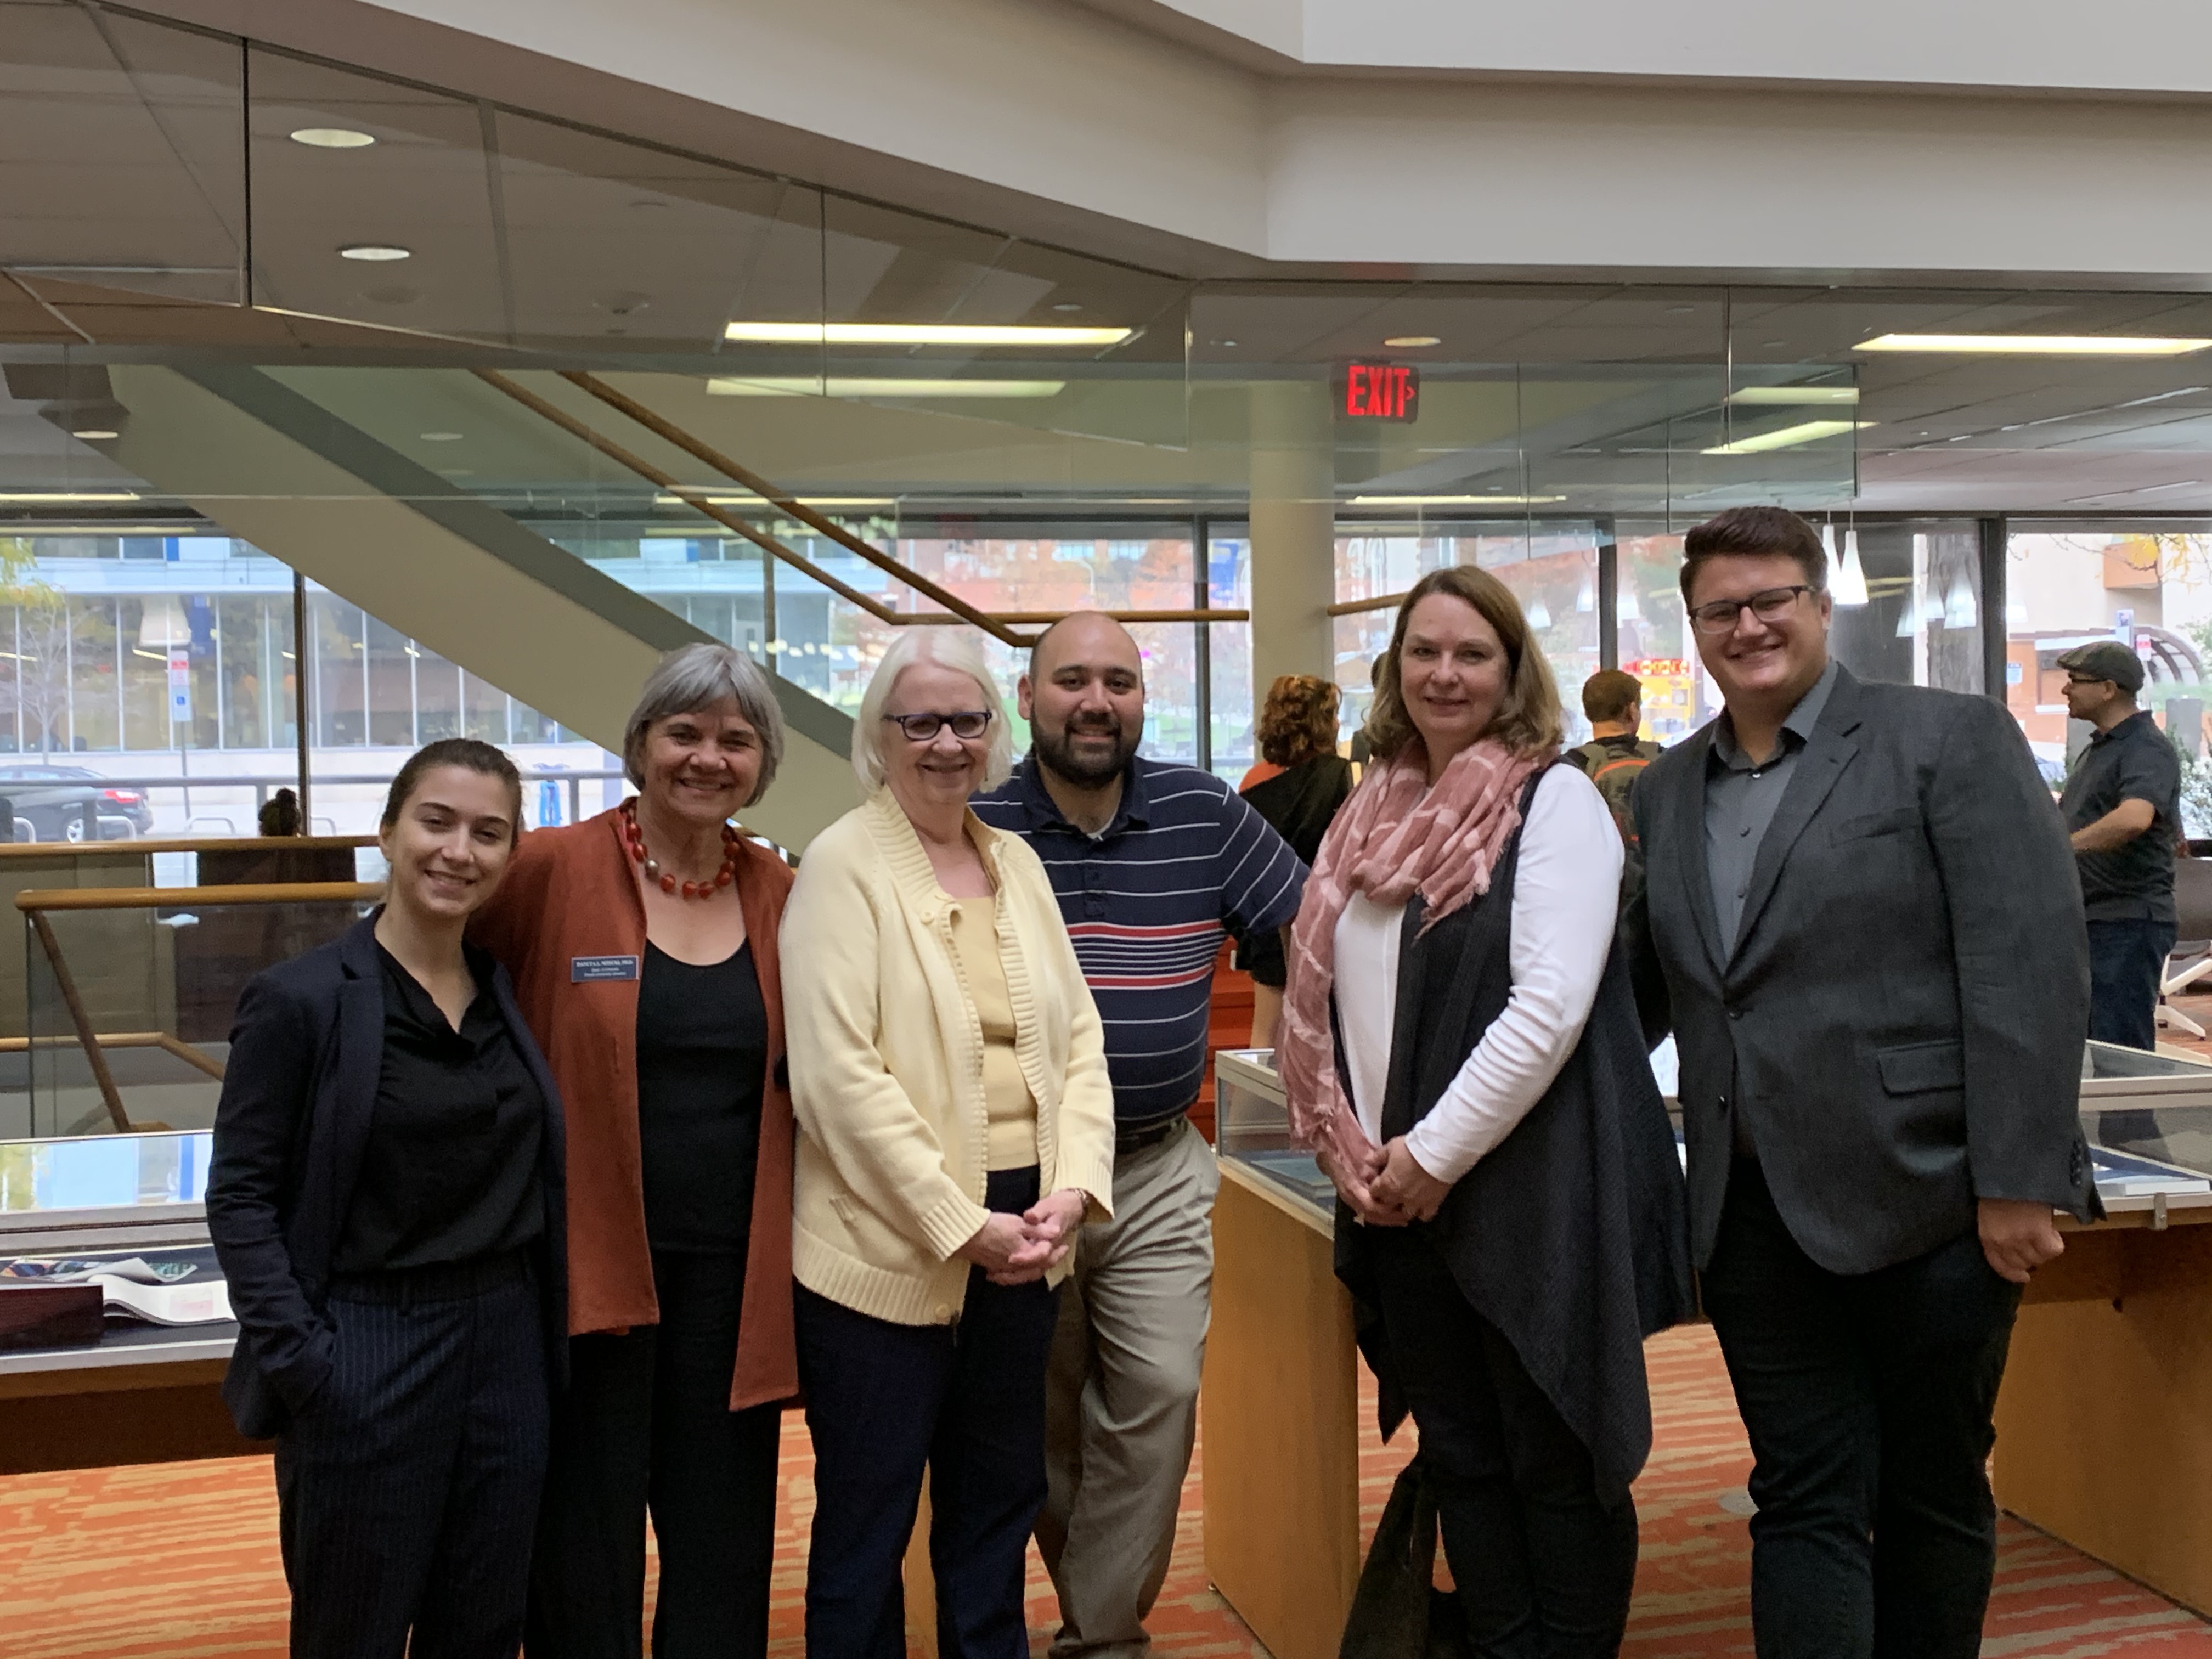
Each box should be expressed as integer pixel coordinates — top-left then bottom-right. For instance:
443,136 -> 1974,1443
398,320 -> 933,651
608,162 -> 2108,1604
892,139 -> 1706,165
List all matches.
274,1263 -> 550,1659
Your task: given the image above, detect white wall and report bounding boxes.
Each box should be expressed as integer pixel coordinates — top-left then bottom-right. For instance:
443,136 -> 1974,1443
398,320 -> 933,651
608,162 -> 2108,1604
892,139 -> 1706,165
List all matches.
1128,0 -> 2212,95
140,0 -> 2212,282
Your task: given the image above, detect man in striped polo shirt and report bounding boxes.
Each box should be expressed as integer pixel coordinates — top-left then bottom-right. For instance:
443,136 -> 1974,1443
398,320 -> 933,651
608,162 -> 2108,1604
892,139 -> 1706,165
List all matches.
973,612 -> 1306,1659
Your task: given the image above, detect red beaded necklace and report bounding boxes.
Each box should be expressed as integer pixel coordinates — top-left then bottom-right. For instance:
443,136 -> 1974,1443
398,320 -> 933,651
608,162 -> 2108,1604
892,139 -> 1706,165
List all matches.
620,801 -> 740,900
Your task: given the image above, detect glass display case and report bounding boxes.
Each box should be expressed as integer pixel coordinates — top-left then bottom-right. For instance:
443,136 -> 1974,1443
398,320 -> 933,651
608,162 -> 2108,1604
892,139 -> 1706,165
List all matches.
0,1128 -> 228,1375
1215,1040 -> 2212,1225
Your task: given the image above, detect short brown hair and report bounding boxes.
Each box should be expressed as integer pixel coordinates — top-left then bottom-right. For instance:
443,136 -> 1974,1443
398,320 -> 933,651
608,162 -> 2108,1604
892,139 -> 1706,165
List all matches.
1256,675 -> 1341,767
1360,566 -> 1562,764
1581,669 -> 1644,725
382,738 -> 523,844
1679,506 -> 1827,606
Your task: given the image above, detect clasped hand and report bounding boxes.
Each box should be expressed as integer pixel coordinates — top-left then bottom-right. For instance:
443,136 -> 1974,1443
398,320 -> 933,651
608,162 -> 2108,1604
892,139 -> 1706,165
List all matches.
956,1188 -> 1088,1285
1319,1135 -> 1452,1226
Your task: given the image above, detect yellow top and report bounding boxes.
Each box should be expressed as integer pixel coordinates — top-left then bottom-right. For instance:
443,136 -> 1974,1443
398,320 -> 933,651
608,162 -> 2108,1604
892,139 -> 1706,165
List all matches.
779,788 -> 1116,1327
950,893 -> 1040,1171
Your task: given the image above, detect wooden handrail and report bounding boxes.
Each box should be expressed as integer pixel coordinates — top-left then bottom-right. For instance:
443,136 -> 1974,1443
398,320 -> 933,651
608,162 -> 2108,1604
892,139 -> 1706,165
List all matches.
16,882 -> 381,912
471,369 -> 917,634
561,371 -> 1040,648
1327,591 -> 1411,618
0,834 -> 372,861
27,911 -> 128,1131
477,369 -> 1255,639
0,1031 -> 227,1082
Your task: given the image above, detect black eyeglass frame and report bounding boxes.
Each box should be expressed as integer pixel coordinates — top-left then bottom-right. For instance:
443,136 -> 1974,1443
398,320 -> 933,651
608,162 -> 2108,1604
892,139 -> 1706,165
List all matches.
1686,584 -> 1820,637
881,709 -> 995,742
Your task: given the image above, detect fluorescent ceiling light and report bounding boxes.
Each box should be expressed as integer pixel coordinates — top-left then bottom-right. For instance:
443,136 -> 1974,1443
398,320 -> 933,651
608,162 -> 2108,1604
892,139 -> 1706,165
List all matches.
339,244 -> 410,262
1857,334 -> 2212,357
290,128 -> 375,148
707,376 -> 1065,399
723,321 -> 1130,347
1728,386 -> 1860,406
1346,494 -> 1567,506
656,492 -> 895,509
1383,336 -> 1441,348
0,491 -> 140,503
69,429 -> 119,441
1702,420 -> 1874,455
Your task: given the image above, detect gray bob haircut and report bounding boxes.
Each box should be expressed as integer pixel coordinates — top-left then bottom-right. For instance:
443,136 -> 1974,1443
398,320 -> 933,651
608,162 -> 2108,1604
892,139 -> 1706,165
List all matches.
623,642 -> 785,806
853,628 -> 1015,793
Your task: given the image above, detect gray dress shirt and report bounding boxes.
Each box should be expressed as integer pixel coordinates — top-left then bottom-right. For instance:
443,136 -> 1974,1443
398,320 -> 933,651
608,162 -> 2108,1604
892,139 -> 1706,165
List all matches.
1705,658 -> 1841,956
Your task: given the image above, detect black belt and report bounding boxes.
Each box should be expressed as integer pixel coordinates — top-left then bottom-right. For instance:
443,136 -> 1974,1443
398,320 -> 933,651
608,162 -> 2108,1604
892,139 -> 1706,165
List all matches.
328,1245 -> 532,1306
1115,1115 -> 1186,1156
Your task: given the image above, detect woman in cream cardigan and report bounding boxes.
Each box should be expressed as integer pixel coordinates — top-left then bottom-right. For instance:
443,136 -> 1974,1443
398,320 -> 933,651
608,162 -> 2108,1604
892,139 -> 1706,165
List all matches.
781,628 -> 1116,1659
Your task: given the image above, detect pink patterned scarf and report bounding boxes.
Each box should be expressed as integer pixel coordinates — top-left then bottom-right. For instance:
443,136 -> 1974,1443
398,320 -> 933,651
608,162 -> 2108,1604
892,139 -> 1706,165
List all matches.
1278,736 -> 1549,1169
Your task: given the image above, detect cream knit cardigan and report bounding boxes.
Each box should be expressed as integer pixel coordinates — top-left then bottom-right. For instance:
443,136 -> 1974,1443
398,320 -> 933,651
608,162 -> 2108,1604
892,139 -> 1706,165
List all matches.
780,788 -> 1118,1326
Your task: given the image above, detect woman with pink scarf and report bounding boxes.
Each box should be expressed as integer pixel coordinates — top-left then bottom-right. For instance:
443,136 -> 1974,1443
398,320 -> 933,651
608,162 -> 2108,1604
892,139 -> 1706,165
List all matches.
1278,565 -> 1690,1658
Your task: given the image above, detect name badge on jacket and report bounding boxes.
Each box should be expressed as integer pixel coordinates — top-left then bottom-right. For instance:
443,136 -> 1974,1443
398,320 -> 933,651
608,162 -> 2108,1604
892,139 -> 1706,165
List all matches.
571,955 -> 641,983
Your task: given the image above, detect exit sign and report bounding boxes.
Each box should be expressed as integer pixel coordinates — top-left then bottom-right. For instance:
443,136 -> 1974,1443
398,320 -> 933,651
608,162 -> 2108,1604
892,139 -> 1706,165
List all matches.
1336,360 -> 1420,422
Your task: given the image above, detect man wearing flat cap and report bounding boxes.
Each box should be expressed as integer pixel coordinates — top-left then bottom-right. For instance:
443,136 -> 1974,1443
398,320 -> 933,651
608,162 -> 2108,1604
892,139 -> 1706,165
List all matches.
2058,639 -> 2182,1051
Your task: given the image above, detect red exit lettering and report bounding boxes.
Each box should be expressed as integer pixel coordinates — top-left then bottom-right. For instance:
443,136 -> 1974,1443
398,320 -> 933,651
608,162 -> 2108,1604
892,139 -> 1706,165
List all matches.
1335,360 -> 1420,422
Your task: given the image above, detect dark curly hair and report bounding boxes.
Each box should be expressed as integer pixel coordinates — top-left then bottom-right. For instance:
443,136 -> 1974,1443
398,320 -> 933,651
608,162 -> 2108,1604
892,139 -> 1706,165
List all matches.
1256,675 -> 1341,768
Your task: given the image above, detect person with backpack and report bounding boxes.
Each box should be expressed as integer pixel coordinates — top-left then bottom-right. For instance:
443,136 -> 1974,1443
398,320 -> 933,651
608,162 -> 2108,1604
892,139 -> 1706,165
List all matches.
1566,670 -> 1662,844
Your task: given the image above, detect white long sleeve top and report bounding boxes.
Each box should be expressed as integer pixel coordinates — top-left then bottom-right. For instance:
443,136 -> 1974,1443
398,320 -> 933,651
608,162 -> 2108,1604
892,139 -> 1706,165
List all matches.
1334,764 -> 1623,1184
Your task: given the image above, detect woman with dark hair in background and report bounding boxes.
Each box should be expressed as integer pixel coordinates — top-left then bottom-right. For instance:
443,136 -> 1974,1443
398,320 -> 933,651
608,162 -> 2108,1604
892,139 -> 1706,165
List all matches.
470,641 -> 797,1659
209,738 -> 566,1659
1238,673 -> 1352,1046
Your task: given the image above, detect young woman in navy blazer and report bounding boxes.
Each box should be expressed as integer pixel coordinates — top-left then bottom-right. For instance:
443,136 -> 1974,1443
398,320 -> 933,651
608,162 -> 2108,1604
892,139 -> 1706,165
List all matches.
208,739 -> 567,1659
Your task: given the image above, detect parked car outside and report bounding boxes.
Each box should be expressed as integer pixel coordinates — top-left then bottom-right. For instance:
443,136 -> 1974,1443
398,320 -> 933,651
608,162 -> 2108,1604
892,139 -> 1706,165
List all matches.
0,765 -> 154,840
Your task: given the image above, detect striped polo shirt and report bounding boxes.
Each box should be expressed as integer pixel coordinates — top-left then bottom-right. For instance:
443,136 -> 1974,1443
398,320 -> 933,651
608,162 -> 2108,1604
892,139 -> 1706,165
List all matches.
972,756 -> 1307,1127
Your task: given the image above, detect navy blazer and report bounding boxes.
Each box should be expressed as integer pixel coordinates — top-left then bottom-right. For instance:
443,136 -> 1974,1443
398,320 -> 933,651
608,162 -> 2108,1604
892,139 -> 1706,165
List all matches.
206,915 -> 569,1438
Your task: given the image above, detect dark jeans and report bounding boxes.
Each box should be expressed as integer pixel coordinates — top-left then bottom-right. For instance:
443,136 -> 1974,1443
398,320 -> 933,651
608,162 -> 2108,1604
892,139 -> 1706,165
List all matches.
797,1166 -> 1059,1659
1365,1225 -> 1639,1658
526,1249 -> 782,1659
276,1255 -> 549,1659
1700,1160 -> 2022,1659
2086,917 -> 2176,1052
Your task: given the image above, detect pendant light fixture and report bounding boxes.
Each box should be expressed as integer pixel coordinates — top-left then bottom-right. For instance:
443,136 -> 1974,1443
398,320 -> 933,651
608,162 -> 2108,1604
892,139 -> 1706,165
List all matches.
1833,523 -> 1870,607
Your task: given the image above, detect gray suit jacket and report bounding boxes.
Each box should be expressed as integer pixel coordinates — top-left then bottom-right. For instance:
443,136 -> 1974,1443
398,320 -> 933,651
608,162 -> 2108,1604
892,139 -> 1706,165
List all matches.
1626,664 -> 2097,1276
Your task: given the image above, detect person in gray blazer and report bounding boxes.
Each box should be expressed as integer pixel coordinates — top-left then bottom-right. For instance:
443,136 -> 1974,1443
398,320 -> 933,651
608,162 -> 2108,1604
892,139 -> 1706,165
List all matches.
1624,506 -> 2099,1659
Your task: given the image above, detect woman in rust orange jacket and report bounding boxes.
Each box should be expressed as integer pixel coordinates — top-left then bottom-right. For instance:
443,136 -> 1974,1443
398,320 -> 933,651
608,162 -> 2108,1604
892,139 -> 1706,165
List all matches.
471,642 -> 797,1659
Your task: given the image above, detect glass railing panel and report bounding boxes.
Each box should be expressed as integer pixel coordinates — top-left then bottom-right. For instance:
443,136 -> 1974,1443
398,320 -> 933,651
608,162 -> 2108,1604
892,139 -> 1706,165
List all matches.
22,885 -> 380,1140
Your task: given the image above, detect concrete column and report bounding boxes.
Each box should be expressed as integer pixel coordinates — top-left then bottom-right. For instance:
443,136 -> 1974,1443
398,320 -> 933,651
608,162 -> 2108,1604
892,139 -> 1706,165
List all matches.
1246,379 -> 1336,696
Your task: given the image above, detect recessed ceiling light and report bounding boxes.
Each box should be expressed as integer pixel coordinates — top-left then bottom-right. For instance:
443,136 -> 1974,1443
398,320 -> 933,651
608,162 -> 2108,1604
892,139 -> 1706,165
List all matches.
69,428 -> 119,441
1702,419 -> 1874,455
1728,387 -> 1860,406
1345,494 -> 1567,506
1052,302 -> 1084,312
339,244 -> 411,262
707,376 -> 1065,399
290,128 -> 375,149
1666,305 -> 1699,315
723,321 -> 1130,346
1215,340 -> 1238,348
1858,334 -> 2212,357
419,432 -> 464,442
1383,336 -> 1441,348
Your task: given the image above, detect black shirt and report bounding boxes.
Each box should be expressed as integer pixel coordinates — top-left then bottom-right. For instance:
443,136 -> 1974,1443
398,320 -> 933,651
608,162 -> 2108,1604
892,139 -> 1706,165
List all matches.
636,940 -> 768,1254
332,944 -> 546,1274
2061,709 -> 2181,926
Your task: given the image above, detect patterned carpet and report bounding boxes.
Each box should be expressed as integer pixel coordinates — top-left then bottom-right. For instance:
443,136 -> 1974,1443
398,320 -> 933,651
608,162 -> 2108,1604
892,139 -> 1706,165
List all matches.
2,1326 -> 2205,1658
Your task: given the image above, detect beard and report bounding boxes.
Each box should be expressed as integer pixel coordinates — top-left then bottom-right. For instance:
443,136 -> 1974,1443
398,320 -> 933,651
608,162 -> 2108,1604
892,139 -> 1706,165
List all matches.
1032,712 -> 1141,788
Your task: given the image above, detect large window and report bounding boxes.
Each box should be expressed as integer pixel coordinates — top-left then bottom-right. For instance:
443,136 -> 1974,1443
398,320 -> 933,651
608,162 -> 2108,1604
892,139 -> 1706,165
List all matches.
0,535 -> 604,838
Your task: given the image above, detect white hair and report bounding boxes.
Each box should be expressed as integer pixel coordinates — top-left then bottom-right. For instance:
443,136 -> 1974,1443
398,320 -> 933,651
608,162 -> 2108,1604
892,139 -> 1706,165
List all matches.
852,628 -> 1015,793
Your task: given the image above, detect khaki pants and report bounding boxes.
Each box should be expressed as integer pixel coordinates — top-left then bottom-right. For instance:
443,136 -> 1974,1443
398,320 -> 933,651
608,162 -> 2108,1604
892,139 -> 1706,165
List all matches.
1035,1118 -> 1220,1658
